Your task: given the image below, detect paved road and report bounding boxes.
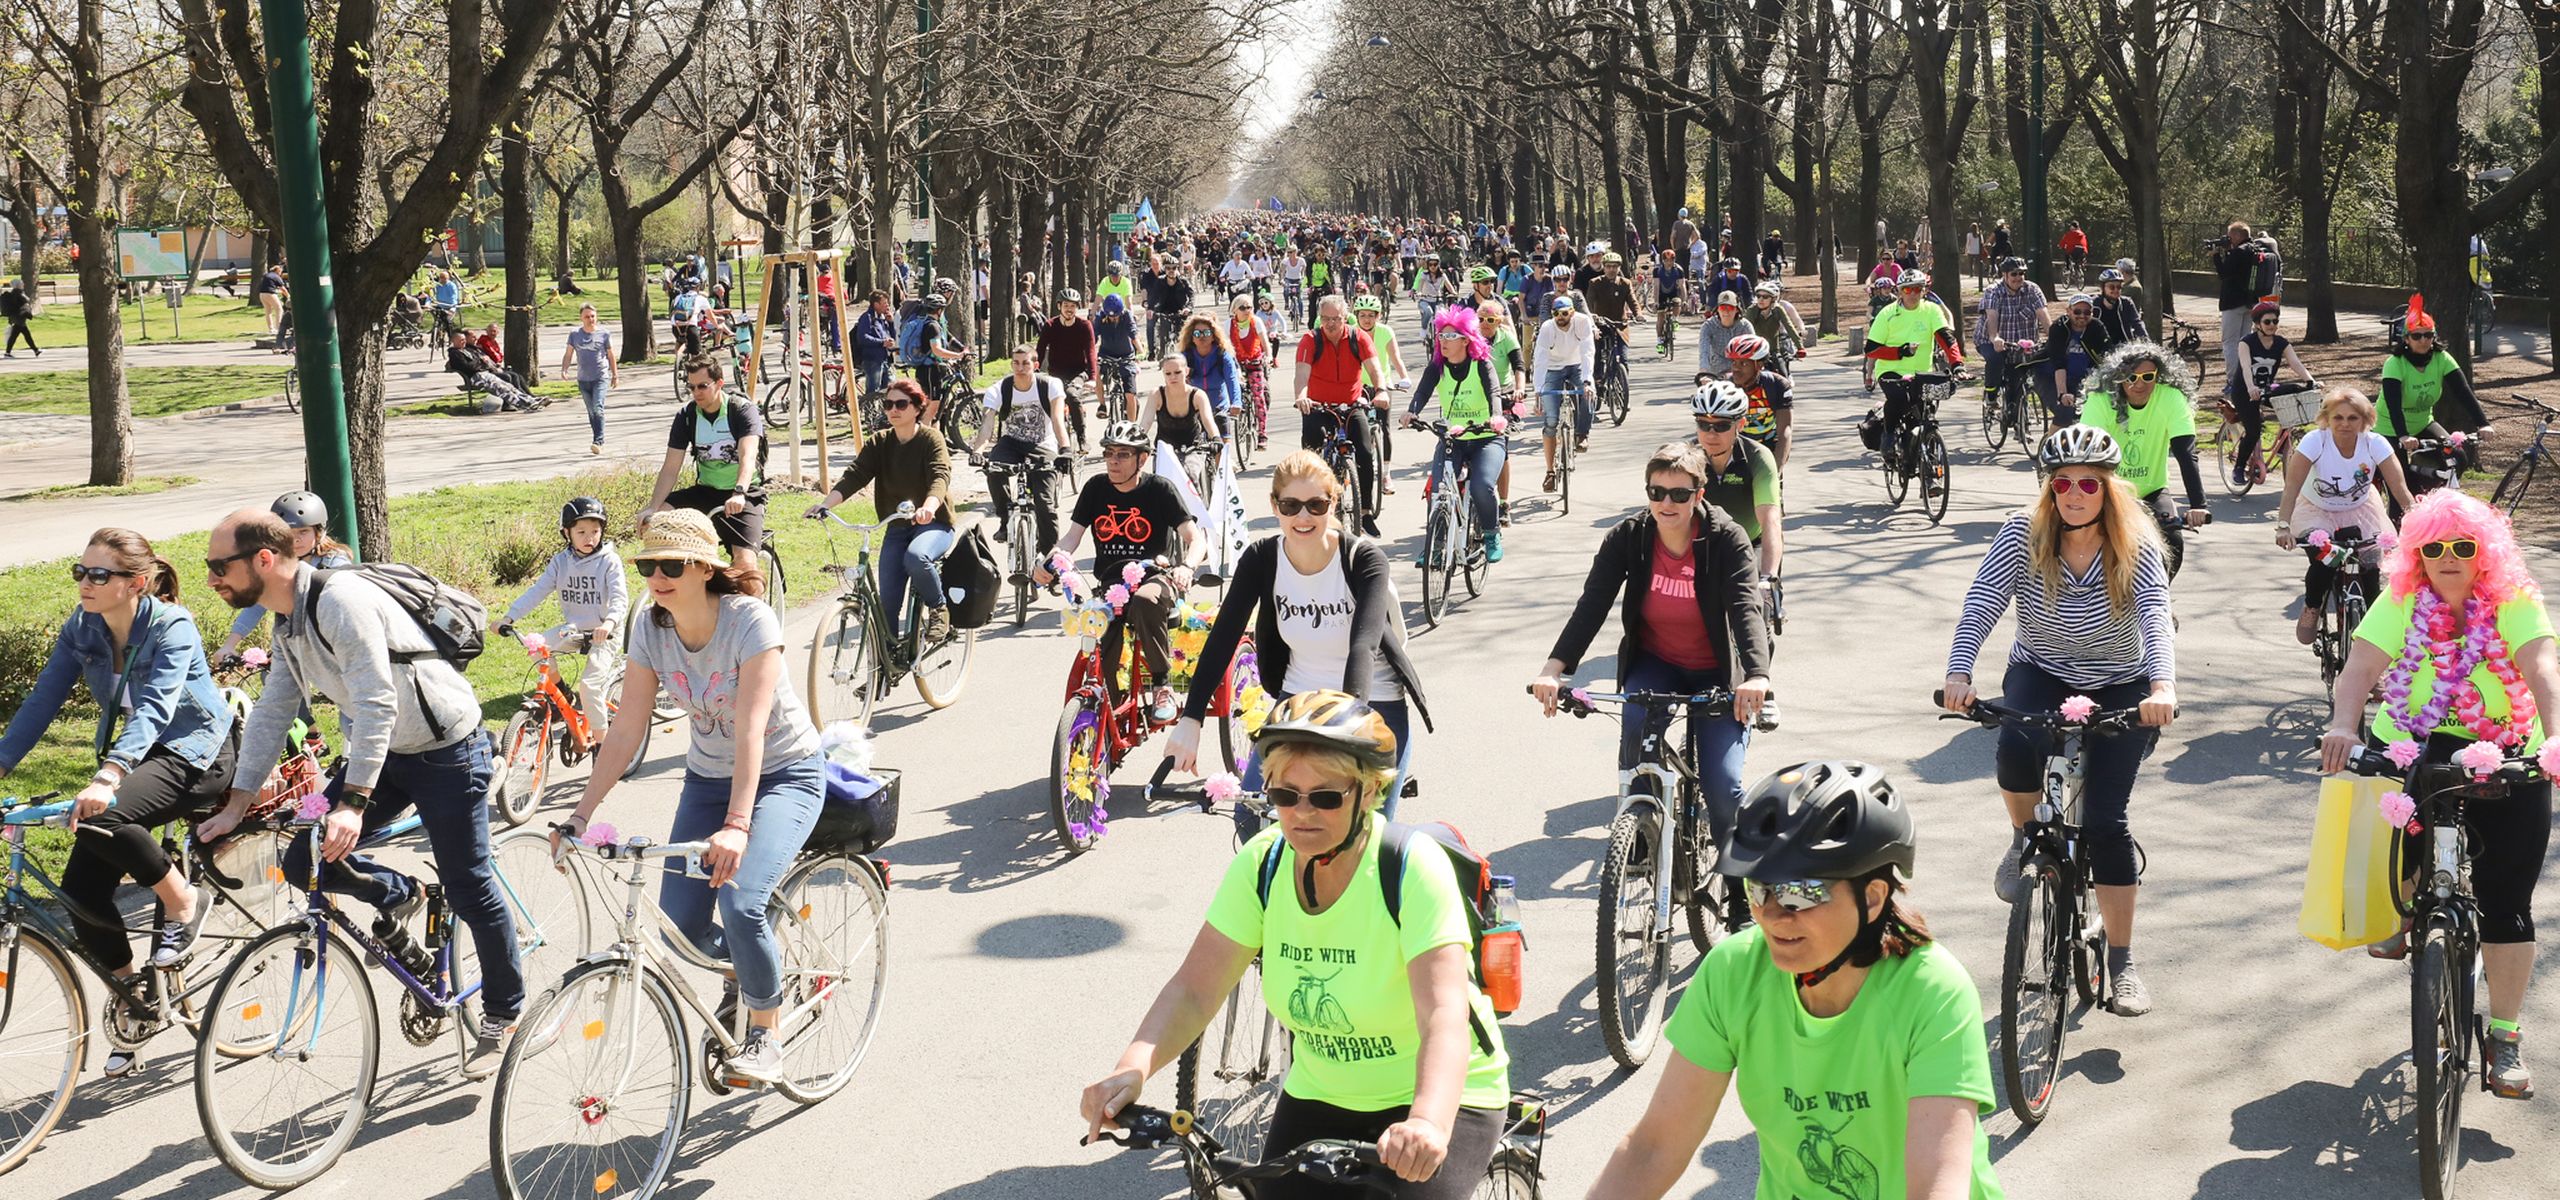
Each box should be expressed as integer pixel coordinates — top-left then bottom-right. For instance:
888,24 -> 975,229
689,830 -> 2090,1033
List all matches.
7,299 -> 2558,1200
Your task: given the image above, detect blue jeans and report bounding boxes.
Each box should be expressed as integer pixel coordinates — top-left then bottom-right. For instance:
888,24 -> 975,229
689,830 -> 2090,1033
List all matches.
1235,696 -> 1413,839
1539,365 -> 1591,440
577,378 -> 608,444
288,734 -> 524,1019
662,758 -> 825,1011
859,359 -> 892,401
1617,658 -> 1752,844
1426,435 -> 1505,532
879,521 -> 955,637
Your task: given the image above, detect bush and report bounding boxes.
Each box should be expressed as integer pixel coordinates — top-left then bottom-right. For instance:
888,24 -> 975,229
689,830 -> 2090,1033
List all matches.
0,617 -> 79,717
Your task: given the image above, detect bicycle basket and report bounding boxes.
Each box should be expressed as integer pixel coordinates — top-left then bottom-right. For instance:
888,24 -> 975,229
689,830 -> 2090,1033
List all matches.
1920,376 -> 1955,410
807,765 -> 901,855
2273,388 -> 2322,429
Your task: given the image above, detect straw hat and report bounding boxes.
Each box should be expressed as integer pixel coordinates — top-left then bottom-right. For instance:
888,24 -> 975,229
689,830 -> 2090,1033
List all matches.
635,509 -> 727,569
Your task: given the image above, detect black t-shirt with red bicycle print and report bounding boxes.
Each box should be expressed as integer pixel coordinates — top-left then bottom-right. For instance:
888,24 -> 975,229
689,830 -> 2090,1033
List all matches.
1070,474 -> 1191,584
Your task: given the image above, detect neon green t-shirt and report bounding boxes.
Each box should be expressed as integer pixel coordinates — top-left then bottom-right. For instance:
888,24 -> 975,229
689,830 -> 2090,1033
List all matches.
1310,261 -> 1332,289
1665,929 -> 2006,1200
2378,351 -> 2462,438
1095,277 -> 1133,308
1867,301 -> 1951,380
1699,435 -> 1781,544
1204,818 -> 1512,1112
2079,384 -> 2195,498
2353,589 -> 2556,751
1363,321 -> 1399,373
1488,328 -> 1522,380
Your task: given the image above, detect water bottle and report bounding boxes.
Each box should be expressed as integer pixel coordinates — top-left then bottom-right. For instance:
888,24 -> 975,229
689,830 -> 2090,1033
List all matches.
1480,874 -> 1526,1017
1489,874 -> 1522,927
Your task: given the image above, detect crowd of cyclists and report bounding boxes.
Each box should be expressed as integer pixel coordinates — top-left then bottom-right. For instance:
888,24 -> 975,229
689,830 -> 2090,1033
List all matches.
2,201 -> 2549,1200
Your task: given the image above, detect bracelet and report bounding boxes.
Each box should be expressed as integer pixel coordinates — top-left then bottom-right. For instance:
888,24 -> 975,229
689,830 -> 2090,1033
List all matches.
721,816 -> 751,834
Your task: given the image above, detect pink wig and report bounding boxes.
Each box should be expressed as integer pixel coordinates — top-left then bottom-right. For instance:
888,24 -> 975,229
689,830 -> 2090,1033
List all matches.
1429,305 -> 1489,368
2386,488 -> 2538,605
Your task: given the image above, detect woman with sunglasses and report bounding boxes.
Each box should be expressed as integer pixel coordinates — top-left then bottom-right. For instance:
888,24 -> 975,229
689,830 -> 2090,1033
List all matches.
1084,690 -> 1508,1198
1399,307 -> 1510,563
1475,300 -> 1527,526
1173,452 -> 1427,829
1530,443 -> 1772,830
2378,294 -> 2490,506
1229,296 -> 1273,446
1941,426 -> 2177,1016
2274,387 -> 2415,645
0,529 -> 239,1074
808,376 -> 958,644
1180,315 -> 1244,434
2223,301 -> 2316,486
1136,354 -> 1225,500
2078,342 -> 2210,578
1585,762 -> 2005,1200
2318,489 -> 2558,1100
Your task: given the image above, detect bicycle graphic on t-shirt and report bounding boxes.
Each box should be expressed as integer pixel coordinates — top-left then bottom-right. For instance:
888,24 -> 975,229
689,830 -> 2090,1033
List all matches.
1286,968 -> 1355,1034
1795,1114 -> 1881,1200
1090,504 -> 1154,547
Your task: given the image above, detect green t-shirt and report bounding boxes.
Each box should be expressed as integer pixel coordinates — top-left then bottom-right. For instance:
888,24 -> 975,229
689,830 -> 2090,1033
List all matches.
1204,817 -> 1512,1112
1364,322 -> 1399,372
2353,589 -> 2556,751
1699,436 -> 1781,544
1666,929 -> 2006,1200
1095,277 -> 1133,308
1309,261 -> 1332,289
2079,384 -> 2195,498
1488,328 -> 1522,379
1867,301 -> 1951,380
2378,351 -> 2462,437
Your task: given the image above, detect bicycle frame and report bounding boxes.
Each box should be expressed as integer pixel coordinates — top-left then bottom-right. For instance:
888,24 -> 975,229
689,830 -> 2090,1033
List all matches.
265,816 -> 483,1022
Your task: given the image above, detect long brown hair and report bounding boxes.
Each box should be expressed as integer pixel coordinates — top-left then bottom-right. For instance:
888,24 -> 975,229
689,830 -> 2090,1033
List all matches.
2026,471 -> 2161,612
88,527 -> 179,602
1848,868 -> 1934,966
645,560 -> 767,627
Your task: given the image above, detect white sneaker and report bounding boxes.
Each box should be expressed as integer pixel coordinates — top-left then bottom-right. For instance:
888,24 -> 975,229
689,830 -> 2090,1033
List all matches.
724,1027 -> 784,1085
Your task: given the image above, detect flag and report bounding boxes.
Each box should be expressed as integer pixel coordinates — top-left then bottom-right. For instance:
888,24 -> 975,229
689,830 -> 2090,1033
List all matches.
1135,195 -> 1158,232
1150,443 -> 1250,576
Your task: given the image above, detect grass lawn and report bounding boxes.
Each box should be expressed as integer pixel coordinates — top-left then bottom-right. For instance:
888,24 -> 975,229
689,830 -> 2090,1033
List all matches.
18,474 -> 201,500
13,271 -> 769,350
0,364 -> 292,418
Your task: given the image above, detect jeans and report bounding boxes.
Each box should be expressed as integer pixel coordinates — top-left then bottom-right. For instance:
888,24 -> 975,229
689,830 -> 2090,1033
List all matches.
1539,365 -> 1592,441
987,436 -> 1062,552
662,758 -> 824,1011
2034,359 -> 2089,424
1991,660 -> 2156,888
2219,307 -> 2253,395
576,378 -> 608,444
1235,696 -> 1414,838
880,521 -> 955,637
858,359 -> 892,403
1616,658 -> 1751,844
1259,1097 -> 1503,1200
286,733 -> 525,1019
1427,435 -> 1505,532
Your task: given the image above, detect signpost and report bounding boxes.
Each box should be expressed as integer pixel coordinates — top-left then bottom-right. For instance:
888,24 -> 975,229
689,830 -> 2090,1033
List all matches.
1107,212 -> 1137,234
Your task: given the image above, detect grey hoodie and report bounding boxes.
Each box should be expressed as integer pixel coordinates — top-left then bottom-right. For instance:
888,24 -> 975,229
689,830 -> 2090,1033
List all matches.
240,563 -> 483,789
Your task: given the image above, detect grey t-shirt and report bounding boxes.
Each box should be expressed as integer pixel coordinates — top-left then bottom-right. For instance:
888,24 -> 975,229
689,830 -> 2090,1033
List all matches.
628,594 -> 819,777
567,328 -> 613,383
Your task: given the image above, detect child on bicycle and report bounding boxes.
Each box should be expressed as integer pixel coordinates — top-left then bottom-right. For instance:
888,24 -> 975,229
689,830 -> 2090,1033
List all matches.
496,498 -> 629,748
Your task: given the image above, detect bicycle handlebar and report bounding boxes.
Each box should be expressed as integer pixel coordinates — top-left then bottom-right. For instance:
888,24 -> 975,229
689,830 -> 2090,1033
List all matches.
1931,690 -> 2148,736
1086,1105 -> 1390,1192
2341,743 -> 2543,787
1540,686 -> 1780,731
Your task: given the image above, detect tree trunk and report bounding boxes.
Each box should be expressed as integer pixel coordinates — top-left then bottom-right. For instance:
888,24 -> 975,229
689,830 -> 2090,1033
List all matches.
340,332 -> 389,557
990,168 -> 1018,353
608,201 -> 656,363
5,154 -> 37,289
552,182 -> 575,289
64,0 -> 130,486
502,127 -> 538,383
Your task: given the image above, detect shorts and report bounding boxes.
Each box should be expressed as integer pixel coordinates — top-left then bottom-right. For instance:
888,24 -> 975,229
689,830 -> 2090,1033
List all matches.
667,482 -> 767,555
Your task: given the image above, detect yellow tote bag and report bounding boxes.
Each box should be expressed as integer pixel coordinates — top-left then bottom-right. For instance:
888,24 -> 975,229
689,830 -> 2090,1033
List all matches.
2299,775 -> 2403,950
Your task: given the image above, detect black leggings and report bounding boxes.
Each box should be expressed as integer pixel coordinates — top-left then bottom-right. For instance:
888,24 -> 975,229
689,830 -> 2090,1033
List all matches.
2302,524 -> 2380,610
2407,733 -> 2552,944
60,735 -> 237,970
1992,660 -> 2157,888
1258,1096 -> 1503,1200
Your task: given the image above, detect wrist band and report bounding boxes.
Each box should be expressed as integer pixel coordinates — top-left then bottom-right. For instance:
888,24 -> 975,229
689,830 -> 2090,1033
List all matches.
722,816 -> 751,834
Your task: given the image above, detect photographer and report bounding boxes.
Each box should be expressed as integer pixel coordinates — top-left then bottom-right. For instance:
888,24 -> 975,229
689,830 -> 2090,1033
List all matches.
2209,222 -> 2264,398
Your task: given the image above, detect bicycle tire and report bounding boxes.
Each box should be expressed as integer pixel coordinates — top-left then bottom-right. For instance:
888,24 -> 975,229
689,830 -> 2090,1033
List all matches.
1473,1150 -> 1543,1200
2209,423 -> 2251,498
1051,696 -> 1108,855
759,539 -> 789,625
1461,503 -> 1484,598
1421,507 -> 1454,627
1173,968 -> 1289,1200
772,853 -> 891,1104
195,923 -> 380,1189
1999,862 -> 2070,1126
1678,800 -> 1730,955
1010,510 -> 1035,628
1604,367 -> 1629,427
2012,384 -> 2045,448
1595,806 -> 1670,1070
805,599 -> 879,734
611,699 -> 655,783
0,927 -> 85,1176
489,960 -> 690,1200
1917,428 -> 1951,524
491,708 -> 552,829
489,830 -> 594,1002
1979,387 -> 2006,451
2413,929 -> 2471,1200
1215,649 -> 1263,780
2492,452 -> 2539,517
1557,433 -> 1574,516
910,601 -> 975,711
1880,434 -> 1910,507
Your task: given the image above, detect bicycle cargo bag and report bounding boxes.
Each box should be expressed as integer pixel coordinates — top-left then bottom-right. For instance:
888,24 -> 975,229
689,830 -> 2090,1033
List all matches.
940,523 -> 1002,630
808,764 -> 901,855
1256,820 -> 1525,1021
1857,407 -> 1886,452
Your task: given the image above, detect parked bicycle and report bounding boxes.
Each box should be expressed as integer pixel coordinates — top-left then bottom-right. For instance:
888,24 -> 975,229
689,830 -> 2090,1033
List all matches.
2161,314 -> 2210,380
2489,394 -> 2559,517
1087,1100 -> 1546,1199
1416,419 -> 1497,627
803,504 -> 975,734
488,626 -> 657,829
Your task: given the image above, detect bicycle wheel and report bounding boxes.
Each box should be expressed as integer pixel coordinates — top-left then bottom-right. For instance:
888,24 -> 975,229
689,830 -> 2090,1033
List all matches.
1050,696 -> 1109,854
1594,805 -> 1670,1070
489,960 -> 690,1200
772,853 -> 890,1104
608,699 -> 655,783
758,538 -> 789,624
1979,387 -> 2006,451
910,618 -> 975,710
1917,429 -> 1951,525
1473,1151 -> 1542,1200
1880,434 -> 1910,507
1010,516 -> 1034,628
805,600 -> 879,733
1998,861 -> 2070,1126
195,924 -> 380,1189
1677,803 -> 1732,955
1603,367 -> 1629,427
1421,506 -> 1454,627
1174,968 -> 1289,1200
1557,434 -> 1573,516
1215,649 -> 1266,779
2412,930 -> 2470,1200
2492,453 -> 2539,517
490,708 -> 554,829
2013,385 -> 2045,448
0,927 -> 85,1176
760,378 -> 800,429
491,831 -> 593,1002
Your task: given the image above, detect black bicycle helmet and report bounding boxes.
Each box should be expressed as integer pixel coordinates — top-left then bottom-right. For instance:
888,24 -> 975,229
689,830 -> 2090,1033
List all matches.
560,496 -> 608,530
1253,689 -> 1398,770
1099,421 -> 1150,452
271,490 -> 328,531
1717,760 -> 1915,883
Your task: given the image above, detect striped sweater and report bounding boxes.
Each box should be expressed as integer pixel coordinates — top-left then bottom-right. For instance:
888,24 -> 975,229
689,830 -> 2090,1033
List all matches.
1947,512 -> 2174,688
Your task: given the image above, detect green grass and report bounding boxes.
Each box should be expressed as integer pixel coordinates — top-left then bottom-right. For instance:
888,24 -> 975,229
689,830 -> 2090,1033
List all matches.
390,380 -> 582,418
17,474 -> 201,500
0,364 -> 293,418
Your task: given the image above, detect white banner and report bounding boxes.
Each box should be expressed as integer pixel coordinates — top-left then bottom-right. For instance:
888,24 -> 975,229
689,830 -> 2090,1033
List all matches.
1151,442 -> 1251,575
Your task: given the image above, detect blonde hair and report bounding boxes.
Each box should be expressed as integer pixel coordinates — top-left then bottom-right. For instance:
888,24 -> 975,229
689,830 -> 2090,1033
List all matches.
1270,450 -> 1344,502
2026,471 -> 2162,610
1259,740 -> 1395,809
2317,386 -> 2375,427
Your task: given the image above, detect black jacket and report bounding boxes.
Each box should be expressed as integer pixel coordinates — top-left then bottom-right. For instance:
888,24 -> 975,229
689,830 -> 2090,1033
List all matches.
1183,534 -> 1431,729
2036,316 -> 2122,374
1547,508 -> 1770,685
2094,293 -> 2146,346
2212,242 -> 2260,312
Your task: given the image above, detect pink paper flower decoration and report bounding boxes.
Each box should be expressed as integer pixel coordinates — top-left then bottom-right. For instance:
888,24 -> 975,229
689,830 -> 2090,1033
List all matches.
1105,583 -> 1131,612
2305,529 -> 2331,550
2378,790 -> 2416,829
240,647 -> 269,669
1489,415 -> 1509,434
2447,431 -> 2469,449
582,821 -> 618,848
2455,739 -> 2505,777
2377,531 -> 2399,552
2537,740 -> 2560,777
521,631 -> 548,652
1122,561 -> 1146,587
2058,695 -> 2097,723
2385,739 -> 2425,769
1204,773 -> 1243,802
296,788 -> 331,820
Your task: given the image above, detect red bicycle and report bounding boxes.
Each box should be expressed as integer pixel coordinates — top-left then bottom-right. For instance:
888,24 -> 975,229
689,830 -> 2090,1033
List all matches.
488,625 -> 656,828
1048,563 -> 1268,855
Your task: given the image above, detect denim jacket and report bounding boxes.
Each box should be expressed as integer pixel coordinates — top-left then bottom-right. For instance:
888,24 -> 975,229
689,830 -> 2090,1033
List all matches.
0,596 -> 235,773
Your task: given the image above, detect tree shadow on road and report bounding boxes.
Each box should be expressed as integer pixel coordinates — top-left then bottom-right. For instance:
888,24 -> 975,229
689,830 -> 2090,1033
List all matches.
2188,1053 -> 2514,1199
922,1148 -> 1179,1200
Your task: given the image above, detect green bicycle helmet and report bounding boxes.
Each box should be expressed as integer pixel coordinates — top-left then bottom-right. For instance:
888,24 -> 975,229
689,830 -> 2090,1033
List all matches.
1351,295 -> 1383,314
1466,265 -> 1497,284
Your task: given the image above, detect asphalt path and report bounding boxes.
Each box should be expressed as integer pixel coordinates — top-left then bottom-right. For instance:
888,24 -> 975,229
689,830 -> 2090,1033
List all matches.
8,299 -> 2557,1199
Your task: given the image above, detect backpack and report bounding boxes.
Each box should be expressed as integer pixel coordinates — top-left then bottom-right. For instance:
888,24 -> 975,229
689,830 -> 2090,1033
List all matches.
2251,243 -> 2284,301
896,314 -> 933,366
1255,820 -> 1525,1020
997,375 -> 1056,423
940,523 -> 1002,630
301,564 -> 488,741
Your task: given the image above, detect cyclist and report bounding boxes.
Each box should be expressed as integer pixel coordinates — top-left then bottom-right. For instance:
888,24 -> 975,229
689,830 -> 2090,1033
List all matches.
1744,280 -> 1807,364
1497,252 -> 1530,324
1307,247 -> 1336,312
1570,241 -> 1609,294
2061,220 -> 2090,281
2033,294 -> 2121,424
1531,294 -> 1597,494
1529,442 -> 1773,823
2274,387 -> 2414,645
1722,335 -> 1794,469
1477,300 -> 1528,526
2079,343 -> 2210,573
1690,382 -> 1784,583
852,290 -> 899,410
216,490 -> 355,665
1400,307 -> 1509,563
966,347 -> 1072,558
1702,258 -> 1753,310
1583,762 -> 2004,1200
1036,291 -> 1098,455
1695,292 -> 1754,380
559,509 -> 824,1085
905,294 -> 970,423
2225,301 -> 2318,487
1352,295 -> 1410,492
1181,315 -> 1245,430
1940,426 -> 2176,1016
1291,296 -> 1388,534
637,356 -> 769,571
0,529 -> 238,1074
2093,268 -> 2149,345
1035,422 -> 1205,725
1280,246 -> 1308,320
1095,260 -> 1136,316
1137,353 -> 1226,497
1977,257 -> 2050,407
2379,294 -> 2489,503
2317,488 -> 2559,1100
495,497 -> 630,746
1229,295 -> 1274,444
1081,690 -> 1510,1196
814,377 -> 960,643
1518,262 -> 1558,329
1461,264 -> 1503,322
669,280 -> 714,358
1584,252 -> 1642,370
1414,260 -> 1451,328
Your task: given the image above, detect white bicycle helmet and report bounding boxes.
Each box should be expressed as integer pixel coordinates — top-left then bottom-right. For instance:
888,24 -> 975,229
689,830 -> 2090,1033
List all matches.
1583,240 -> 1609,257
1692,380 -> 1749,418
2038,425 -> 2122,472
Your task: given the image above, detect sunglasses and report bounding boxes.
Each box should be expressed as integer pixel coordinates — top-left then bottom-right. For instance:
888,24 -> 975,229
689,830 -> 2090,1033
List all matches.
1646,484 -> 1699,503
2050,477 -> 2105,495
2408,331 -> 2435,340
2126,370 -> 2159,383
1436,330 -> 1466,340
1744,879 -> 1834,913
1267,785 -> 1352,811
204,550 -> 256,574
2419,538 -> 2480,561
1274,496 -> 1333,516
1191,329 -> 1213,338
2256,318 -> 2279,326
883,397 -> 917,411
70,565 -> 136,585
1695,419 -> 1736,434
634,559 -> 697,578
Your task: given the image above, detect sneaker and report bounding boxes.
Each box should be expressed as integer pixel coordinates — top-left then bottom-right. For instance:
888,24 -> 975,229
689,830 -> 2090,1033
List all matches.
103,1050 -> 138,1078
589,442 -> 603,456
1149,689 -> 1180,725
2295,608 -> 2319,645
1484,531 -> 1504,563
2487,1028 -> 2535,1099
2108,965 -> 2154,1016
466,1013 -> 517,1074
922,605 -> 952,645
2230,465 -> 2251,489
1992,836 -> 2026,904
725,1026 -> 785,1085
148,908 -> 205,969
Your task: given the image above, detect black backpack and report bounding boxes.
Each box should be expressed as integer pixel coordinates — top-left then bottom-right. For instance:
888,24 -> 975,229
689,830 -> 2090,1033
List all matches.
301,564 -> 488,740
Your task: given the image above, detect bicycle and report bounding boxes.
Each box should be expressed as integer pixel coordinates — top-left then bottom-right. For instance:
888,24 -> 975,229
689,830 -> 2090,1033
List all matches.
980,458 -> 1059,628
1166,790 -> 1291,1194
1590,317 -> 1632,427
1762,575 -> 1785,639
2489,394 -> 2559,517
192,808 -> 592,1187
1415,419 -> 1497,628
2301,531 -> 2379,701
488,626 -> 658,829
760,351 -> 849,431
1306,405 -> 1372,537
488,824 -> 889,1199
2161,314 -> 2209,380
1935,691 -> 2147,1126
2211,381 -> 2322,497
803,504 -> 976,734
1236,360 -> 1270,469
1551,687 -> 1778,1070
1978,344 -> 2043,454
1088,1100 -> 1546,1200
1879,372 -> 1956,525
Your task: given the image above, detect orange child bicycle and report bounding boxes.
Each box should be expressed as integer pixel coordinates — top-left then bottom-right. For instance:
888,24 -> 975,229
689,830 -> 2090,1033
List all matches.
487,625 -> 656,828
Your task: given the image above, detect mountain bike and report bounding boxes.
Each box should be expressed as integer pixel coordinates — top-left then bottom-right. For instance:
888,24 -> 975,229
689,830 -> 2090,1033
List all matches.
2489,394 -> 2559,517
1415,420 -> 1497,628
1089,1100 -> 1546,1199
193,810 -> 590,1188
1307,405 -> 1371,536
803,504 -> 975,734
1978,345 -> 2042,454
488,626 -> 658,828
1236,361 -> 1270,468
489,826 -> 889,1199
1880,373 -> 1956,525
1936,692 -> 2147,1126
2341,741 -> 2542,1200
2303,531 -> 2379,701
1591,317 -> 1632,427
935,357 -> 985,447
2161,315 -> 2209,380
980,459 -> 1056,628
1553,687 -> 1779,1070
